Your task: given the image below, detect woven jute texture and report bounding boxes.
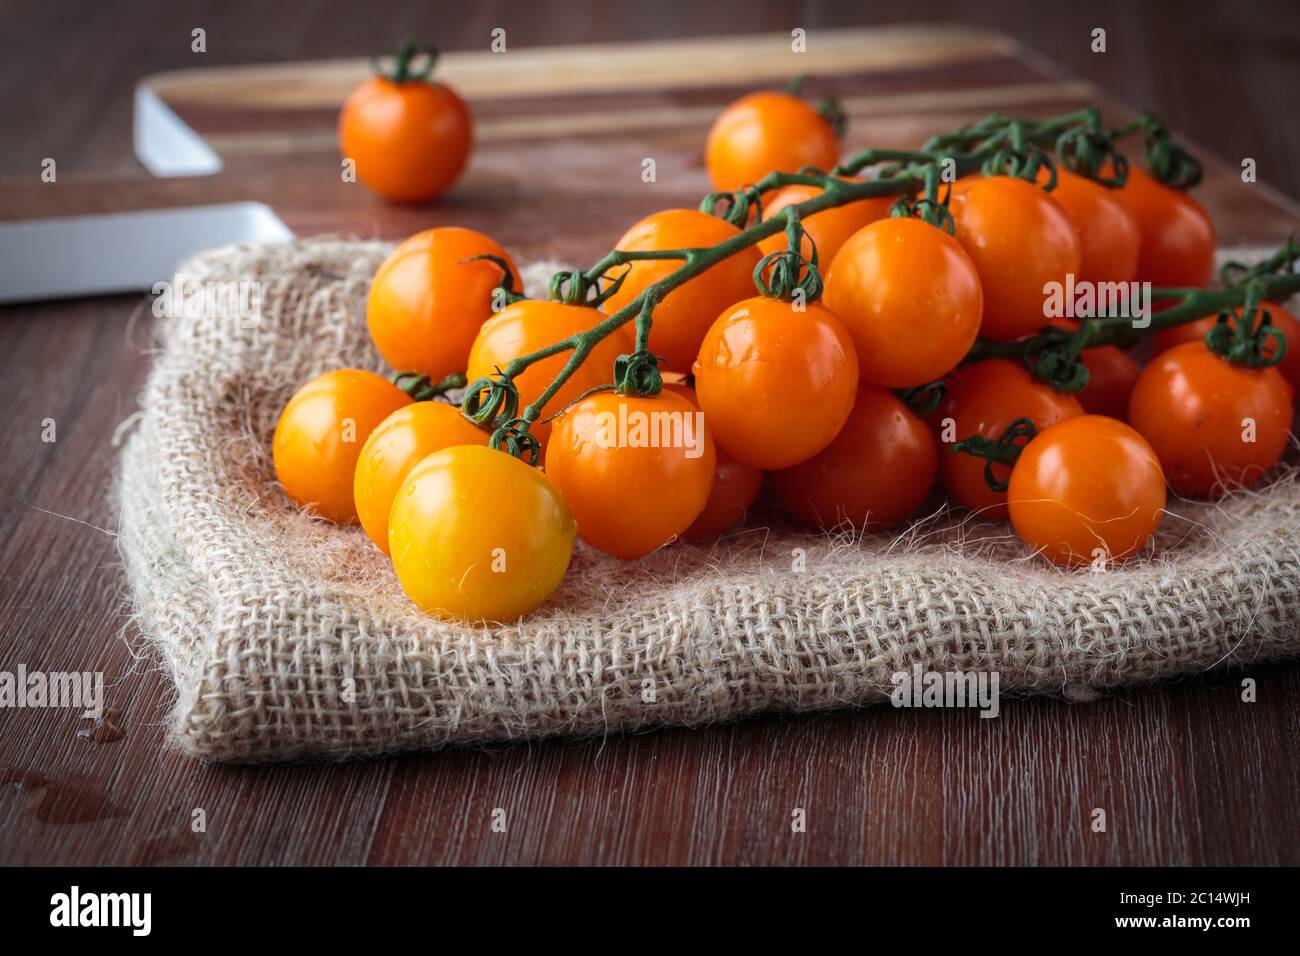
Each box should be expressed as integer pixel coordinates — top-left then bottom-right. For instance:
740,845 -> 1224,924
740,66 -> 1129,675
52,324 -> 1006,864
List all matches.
118,239 -> 1300,762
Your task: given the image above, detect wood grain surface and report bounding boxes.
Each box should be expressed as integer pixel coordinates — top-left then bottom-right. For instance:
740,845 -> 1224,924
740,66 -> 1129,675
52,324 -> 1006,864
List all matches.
2,0 -> 1299,866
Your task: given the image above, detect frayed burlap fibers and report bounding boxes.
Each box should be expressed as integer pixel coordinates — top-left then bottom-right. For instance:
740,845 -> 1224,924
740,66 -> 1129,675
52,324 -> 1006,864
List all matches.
116,240 -> 1300,762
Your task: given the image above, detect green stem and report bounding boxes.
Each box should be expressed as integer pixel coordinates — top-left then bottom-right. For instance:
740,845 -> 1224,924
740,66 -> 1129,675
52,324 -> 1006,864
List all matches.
393,370 -> 466,401
372,37 -> 437,84
499,171 -> 934,431
967,271 -> 1300,366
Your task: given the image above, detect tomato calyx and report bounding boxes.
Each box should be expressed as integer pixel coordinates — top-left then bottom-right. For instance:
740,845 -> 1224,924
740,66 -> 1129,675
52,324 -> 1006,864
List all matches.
370,37 -> 439,86
546,268 -> 630,310
981,126 -> 1059,189
888,164 -> 954,233
700,188 -> 762,228
1107,112 -> 1202,190
614,350 -> 665,398
1198,271 -> 1291,370
950,417 -> 1038,493
1135,114 -> 1202,190
1023,326 -> 1092,394
463,370 -> 520,428
392,370 -> 467,402
488,417 -> 542,466
896,380 -> 948,417
1206,305 -> 1290,370
753,207 -> 824,303
1056,131 -> 1129,189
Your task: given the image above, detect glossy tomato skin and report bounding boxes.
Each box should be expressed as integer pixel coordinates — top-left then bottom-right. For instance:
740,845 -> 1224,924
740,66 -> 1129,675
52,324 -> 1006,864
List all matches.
338,77 -> 472,202
771,384 -> 937,530
756,181 -> 894,264
388,445 -> 575,622
706,92 -> 839,192
692,296 -> 858,469
949,175 -> 1081,341
1038,168 -> 1140,284
823,216 -> 983,388
663,383 -> 764,541
545,390 -> 716,559
935,359 -> 1083,518
466,300 -> 634,449
601,210 -> 761,371
273,369 -> 412,524
1007,415 -> 1166,567
1113,167 -> 1216,289
1128,342 -> 1294,497
1153,302 -> 1300,395
353,402 -> 489,554
368,227 -> 520,383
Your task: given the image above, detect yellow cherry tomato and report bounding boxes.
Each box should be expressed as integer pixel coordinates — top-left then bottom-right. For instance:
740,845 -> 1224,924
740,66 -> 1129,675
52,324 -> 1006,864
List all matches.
273,369 -> 411,524
353,401 -> 488,554
389,445 -> 576,622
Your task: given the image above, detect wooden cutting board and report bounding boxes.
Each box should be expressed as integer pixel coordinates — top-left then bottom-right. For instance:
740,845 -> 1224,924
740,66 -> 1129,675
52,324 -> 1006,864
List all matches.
3,23 -> 1297,273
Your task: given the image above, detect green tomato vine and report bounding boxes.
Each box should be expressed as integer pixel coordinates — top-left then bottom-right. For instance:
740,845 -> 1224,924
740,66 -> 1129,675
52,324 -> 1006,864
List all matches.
438,104 -> 1300,463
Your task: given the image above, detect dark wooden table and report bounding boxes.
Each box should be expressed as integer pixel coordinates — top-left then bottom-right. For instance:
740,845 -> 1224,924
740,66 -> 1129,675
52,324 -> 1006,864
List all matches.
2,0 -> 1298,866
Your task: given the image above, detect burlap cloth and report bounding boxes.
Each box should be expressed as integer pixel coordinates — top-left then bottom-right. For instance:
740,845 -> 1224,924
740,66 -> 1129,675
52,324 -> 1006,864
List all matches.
117,240 -> 1300,762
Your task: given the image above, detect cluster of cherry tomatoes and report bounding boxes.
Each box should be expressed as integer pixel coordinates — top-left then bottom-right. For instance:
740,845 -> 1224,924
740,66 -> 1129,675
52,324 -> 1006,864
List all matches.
277,82 -> 1298,623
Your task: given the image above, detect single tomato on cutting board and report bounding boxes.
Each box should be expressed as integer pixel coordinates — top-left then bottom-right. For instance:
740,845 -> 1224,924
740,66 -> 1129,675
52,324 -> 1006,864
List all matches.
339,39 -> 472,202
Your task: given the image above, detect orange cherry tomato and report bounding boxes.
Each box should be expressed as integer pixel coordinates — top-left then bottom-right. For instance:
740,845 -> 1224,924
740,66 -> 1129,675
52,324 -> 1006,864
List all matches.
756,180 -> 893,264
353,401 -> 488,553
1113,167 -> 1216,289
692,295 -> 858,469
823,216 -> 983,387
1128,341 -> 1294,497
1048,318 -> 1142,420
706,91 -> 839,192
1007,415 -> 1166,567
935,359 -> 1083,518
683,448 -> 764,541
1154,302 -> 1300,394
368,227 -> 520,383
1036,168 -> 1139,284
273,369 -> 412,524
664,382 -> 764,541
545,390 -> 717,559
949,175 -> 1081,341
601,209 -> 762,371
466,300 -> 634,449
771,384 -> 937,530
1078,346 -> 1142,420
338,59 -> 472,202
